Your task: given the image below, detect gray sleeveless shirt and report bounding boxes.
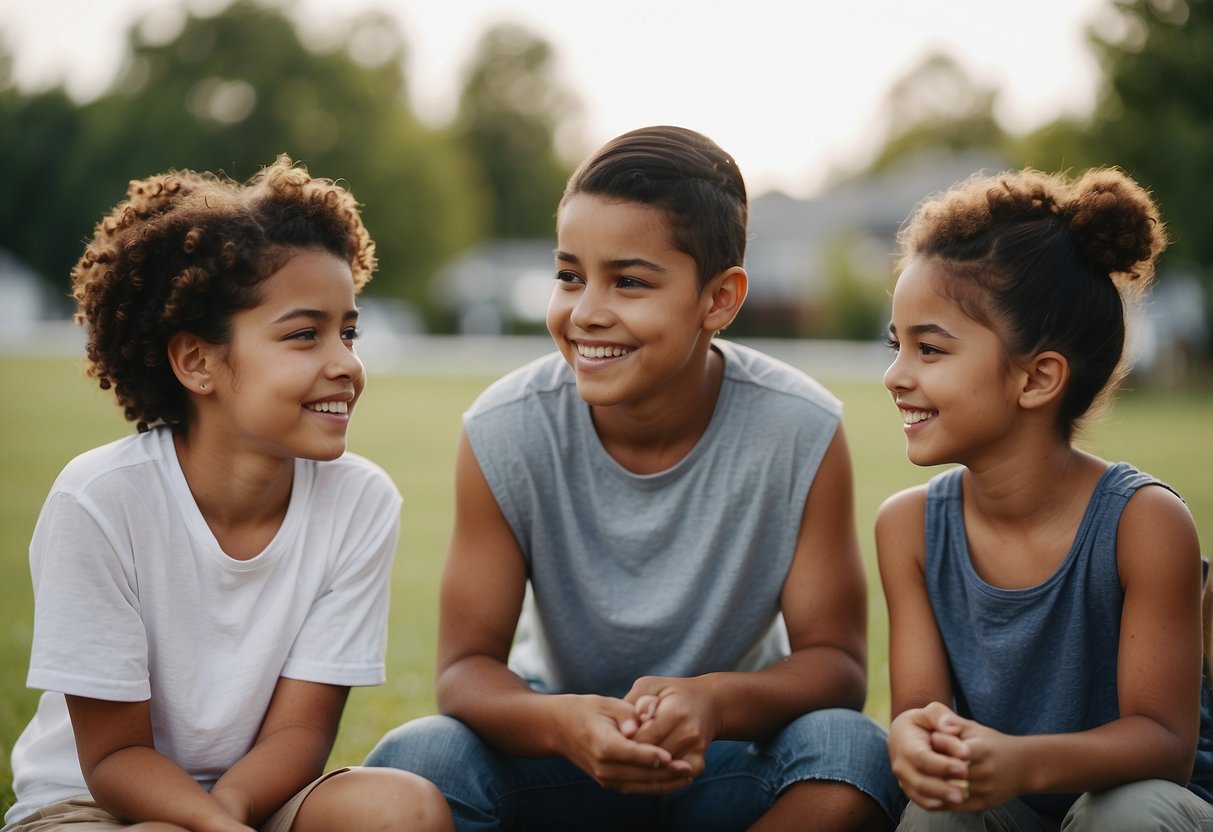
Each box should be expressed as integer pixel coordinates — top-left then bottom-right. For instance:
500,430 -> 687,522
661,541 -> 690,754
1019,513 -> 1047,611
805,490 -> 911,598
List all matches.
464,340 -> 842,698
925,462 -> 1213,819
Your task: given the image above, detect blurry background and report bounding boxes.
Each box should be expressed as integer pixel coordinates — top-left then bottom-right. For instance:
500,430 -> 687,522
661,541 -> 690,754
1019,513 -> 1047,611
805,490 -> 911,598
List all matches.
1,0 -> 1210,813
1,0 -> 1209,376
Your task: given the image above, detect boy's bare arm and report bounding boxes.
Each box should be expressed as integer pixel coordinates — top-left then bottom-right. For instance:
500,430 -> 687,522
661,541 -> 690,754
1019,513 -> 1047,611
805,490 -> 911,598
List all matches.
66,695 -> 255,832
435,430 -> 689,793
208,678 -> 348,825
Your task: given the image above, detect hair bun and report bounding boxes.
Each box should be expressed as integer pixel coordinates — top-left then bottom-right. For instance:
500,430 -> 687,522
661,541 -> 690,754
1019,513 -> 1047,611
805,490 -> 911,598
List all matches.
1063,169 -> 1166,281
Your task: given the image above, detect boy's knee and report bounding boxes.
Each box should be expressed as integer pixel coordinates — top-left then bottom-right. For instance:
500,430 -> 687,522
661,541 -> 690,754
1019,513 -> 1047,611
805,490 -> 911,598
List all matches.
364,714 -> 477,773
773,709 -> 905,824
777,708 -> 890,772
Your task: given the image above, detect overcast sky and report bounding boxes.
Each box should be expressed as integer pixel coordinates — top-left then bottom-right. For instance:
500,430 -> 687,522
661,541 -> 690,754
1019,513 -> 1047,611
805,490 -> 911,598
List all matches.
1,0 -> 1112,196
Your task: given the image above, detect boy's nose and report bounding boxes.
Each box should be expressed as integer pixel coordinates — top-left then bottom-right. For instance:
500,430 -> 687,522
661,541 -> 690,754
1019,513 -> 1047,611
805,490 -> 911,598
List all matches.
570,284 -> 613,329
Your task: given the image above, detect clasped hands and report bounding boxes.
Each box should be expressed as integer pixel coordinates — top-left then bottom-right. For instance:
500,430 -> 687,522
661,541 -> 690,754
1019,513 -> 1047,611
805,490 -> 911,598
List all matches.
888,701 -> 1023,812
560,675 -> 716,795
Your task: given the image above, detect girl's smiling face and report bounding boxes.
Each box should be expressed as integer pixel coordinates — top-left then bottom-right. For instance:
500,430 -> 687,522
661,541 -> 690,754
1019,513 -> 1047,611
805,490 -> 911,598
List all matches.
883,257 -> 1024,468
201,248 -> 365,462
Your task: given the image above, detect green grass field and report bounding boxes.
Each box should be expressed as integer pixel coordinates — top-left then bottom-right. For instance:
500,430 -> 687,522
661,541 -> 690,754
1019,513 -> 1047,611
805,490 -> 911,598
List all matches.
1,353 -> 1210,812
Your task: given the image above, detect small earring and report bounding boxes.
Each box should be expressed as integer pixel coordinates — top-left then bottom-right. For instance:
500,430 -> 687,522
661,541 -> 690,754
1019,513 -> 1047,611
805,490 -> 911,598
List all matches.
199,383 -> 206,391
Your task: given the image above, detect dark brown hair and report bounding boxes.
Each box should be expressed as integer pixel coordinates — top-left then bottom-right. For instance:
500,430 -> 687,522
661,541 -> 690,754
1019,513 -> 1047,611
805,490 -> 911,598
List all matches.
898,167 -> 1166,438
72,155 -> 376,432
561,126 -> 747,288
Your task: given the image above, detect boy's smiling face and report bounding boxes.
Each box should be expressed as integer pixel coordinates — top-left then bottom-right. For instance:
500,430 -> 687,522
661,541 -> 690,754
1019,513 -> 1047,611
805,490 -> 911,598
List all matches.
548,194 -> 723,412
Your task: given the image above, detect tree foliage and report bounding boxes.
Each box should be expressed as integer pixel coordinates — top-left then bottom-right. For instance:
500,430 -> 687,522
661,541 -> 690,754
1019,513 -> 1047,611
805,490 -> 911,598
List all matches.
866,51 -> 1010,174
1,1 -> 580,322
1016,0 -> 1212,351
451,22 -> 577,239
1087,0 -> 1211,274
857,2 -> 1210,354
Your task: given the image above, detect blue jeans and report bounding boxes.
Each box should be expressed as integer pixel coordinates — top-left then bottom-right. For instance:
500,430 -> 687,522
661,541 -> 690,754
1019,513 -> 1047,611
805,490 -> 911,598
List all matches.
365,708 -> 905,831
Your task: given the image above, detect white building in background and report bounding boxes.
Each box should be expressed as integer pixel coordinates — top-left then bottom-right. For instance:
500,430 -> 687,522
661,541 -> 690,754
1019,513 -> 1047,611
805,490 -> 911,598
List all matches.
430,239 -> 556,336
0,248 -> 85,356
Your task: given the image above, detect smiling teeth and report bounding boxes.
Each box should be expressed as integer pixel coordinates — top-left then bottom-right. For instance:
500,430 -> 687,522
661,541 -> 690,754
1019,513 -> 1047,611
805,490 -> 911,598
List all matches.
577,344 -> 632,358
902,409 -> 935,425
310,401 -> 348,414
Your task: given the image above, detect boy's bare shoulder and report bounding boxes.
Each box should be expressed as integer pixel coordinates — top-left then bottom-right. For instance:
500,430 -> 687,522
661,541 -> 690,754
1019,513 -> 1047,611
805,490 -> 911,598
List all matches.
467,352 -> 573,418
717,340 -> 841,418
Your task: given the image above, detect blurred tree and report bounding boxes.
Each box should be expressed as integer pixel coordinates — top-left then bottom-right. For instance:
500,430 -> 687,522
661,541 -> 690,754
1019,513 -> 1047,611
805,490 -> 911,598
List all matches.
1090,0 -> 1210,274
452,22 -> 578,239
0,1 -> 485,318
1018,0 -> 1212,351
816,234 -> 890,341
0,63 -> 87,315
866,51 -> 1010,174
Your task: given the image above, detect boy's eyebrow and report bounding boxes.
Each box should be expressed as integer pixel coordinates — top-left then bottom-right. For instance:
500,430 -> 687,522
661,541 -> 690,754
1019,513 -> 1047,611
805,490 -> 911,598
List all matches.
554,250 -> 668,273
887,322 -> 958,339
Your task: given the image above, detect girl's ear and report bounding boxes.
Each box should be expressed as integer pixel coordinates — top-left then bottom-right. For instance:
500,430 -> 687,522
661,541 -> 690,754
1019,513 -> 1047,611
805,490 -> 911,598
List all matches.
167,331 -> 213,395
703,266 -> 748,332
1019,350 -> 1069,410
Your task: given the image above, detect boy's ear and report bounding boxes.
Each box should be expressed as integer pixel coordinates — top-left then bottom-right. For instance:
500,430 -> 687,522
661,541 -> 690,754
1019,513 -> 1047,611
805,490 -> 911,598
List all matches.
167,331 -> 214,395
1018,350 -> 1068,410
703,266 -> 748,332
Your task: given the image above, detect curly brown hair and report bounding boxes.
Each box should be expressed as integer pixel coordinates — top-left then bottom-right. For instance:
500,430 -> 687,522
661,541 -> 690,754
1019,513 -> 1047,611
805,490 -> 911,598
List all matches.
71,155 -> 377,433
897,167 -> 1166,438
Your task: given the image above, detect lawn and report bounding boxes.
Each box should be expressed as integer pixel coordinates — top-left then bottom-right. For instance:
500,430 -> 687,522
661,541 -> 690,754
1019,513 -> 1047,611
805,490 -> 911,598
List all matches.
1,352 -> 1210,812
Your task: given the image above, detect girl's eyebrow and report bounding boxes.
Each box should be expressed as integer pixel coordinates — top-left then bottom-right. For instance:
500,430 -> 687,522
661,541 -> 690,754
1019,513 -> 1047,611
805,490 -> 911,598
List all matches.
272,308 -> 360,324
888,322 -> 958,339
554,250 -> 667,273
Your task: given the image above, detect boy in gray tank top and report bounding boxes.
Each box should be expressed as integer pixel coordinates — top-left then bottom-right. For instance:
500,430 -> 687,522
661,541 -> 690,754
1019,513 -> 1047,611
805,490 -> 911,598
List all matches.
366,126 -> 903,830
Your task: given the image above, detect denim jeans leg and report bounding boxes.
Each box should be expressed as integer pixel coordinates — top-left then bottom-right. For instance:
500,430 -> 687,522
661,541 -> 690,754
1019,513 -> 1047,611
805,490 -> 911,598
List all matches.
765,708 -> 906,823
365,714 -> 660,832
665,708 -> 905,828
365,709 -> 906,830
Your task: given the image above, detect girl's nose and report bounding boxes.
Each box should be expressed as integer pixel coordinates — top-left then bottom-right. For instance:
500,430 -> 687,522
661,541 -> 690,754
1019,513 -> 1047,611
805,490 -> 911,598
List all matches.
883,350 -> 910,393
329,342 -> 364,381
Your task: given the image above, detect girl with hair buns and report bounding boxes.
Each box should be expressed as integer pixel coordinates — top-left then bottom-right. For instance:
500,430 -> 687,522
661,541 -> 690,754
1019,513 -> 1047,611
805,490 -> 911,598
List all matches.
877,168 -> 1213,831
3,157 -> 451,832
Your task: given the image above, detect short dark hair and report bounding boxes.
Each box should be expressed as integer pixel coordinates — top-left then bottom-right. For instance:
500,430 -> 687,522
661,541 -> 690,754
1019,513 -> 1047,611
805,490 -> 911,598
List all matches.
561,126 -> 747,288
898,167 -> 1166,438
72,155 -> 376,432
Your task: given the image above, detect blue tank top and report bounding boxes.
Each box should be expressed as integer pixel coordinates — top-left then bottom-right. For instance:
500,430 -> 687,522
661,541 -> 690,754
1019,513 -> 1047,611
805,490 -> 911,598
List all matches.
925,462 -> 1213,821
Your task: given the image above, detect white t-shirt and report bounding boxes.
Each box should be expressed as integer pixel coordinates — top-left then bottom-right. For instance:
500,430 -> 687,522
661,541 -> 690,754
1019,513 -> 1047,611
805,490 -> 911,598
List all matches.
6,427 -> 402,825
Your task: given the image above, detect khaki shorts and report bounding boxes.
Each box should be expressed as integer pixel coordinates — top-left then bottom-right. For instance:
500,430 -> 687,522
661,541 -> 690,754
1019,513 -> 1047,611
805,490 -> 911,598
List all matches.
2,768 -> 349,832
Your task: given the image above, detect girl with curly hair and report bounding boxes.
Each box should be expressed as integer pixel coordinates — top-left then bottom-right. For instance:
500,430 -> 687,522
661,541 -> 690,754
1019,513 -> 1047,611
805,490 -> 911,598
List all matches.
877,167 -> 1213,831
3,157 -> 451,832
